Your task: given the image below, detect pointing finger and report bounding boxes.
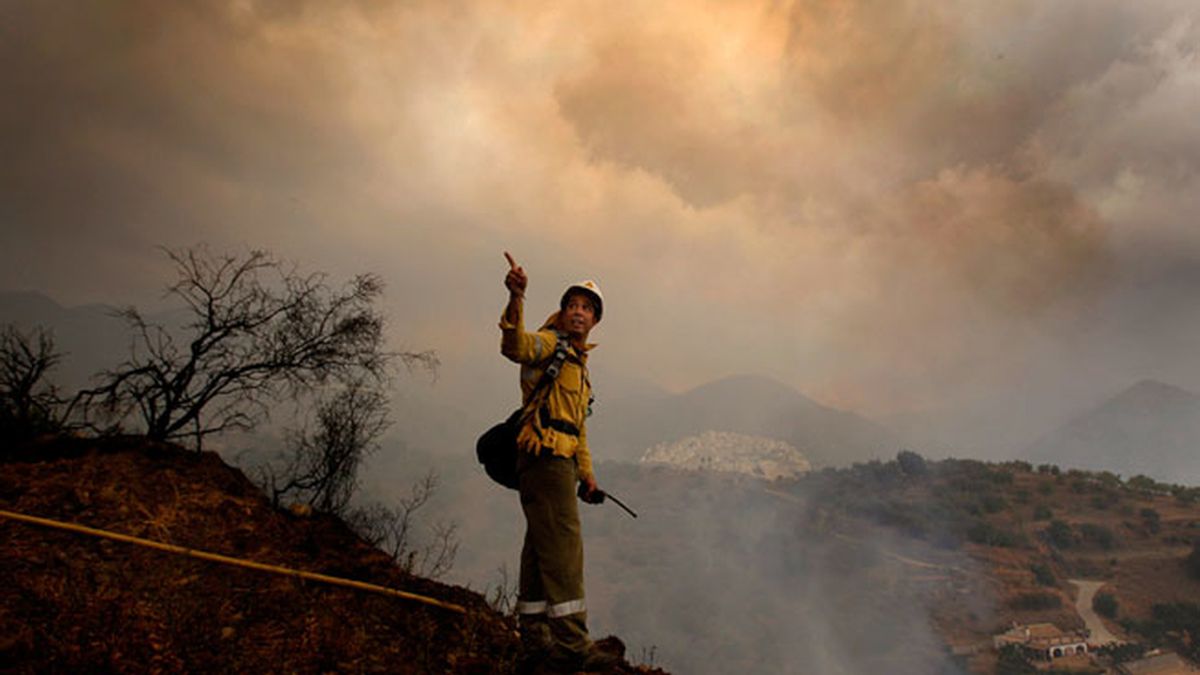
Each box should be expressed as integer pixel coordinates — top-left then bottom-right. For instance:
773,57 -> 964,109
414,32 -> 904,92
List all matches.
503,251 -> 518,271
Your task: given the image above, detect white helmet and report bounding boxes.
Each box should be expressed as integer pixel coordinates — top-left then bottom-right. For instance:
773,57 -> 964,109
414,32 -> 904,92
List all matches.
560,279 -> 604,322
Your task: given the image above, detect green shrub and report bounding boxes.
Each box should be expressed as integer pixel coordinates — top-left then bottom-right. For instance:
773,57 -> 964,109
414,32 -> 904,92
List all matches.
1127,475 -> 1161,492
996,644 -> 1035,674
1030,563 -> 1056,587
1091,491 -> 1120,510
1148,602 -> 1200,660
896,450 -> 927,476
981,494 -> 1009,514
1080,523 -> 1117,550
1046,520 -> 1074,549
1096,642 -> 1146,665
1033,505 -> 1053,521
989,469 -> 1015,485
967,521 -> 1019,548
1010,592 -> 1062,611
1187,542 -> 1200,581
1094,592 -> 1118,618
870,500 -> 930,539
1141,508 -> 1161,534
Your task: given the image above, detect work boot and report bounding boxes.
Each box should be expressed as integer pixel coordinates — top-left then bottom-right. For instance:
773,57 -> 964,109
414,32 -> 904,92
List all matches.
576,644 -> 621,671
541,641 -> 621,674
516,621 -> 554,675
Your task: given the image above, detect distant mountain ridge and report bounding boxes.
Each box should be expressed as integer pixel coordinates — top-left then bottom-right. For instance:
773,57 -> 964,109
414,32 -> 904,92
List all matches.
0,290 -> 131,389
590,374 -> 897,468
2,292 -> 894,469
1024,379 -> 1200,485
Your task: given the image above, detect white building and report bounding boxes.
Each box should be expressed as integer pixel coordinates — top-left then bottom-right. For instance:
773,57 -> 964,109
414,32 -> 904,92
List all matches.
993,622 -> 1089,661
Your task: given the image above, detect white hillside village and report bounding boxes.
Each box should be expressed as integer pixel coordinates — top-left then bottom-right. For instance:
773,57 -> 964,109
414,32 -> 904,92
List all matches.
640,430 -> 812,480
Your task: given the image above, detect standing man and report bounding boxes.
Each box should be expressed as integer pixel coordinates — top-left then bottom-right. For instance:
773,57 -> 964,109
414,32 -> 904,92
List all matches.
500,252 -> 618,673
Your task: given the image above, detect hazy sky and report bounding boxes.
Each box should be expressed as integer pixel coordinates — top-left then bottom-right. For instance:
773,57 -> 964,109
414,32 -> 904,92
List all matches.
4,0 -> 1200,440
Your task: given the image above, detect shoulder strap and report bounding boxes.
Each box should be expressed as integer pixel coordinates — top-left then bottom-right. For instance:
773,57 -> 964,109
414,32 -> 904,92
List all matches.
539,330 -> 570,384
517,330 -> 569,420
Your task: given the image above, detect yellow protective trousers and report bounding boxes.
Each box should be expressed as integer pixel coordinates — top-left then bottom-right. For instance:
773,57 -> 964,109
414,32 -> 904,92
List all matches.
516,450 -> 590,656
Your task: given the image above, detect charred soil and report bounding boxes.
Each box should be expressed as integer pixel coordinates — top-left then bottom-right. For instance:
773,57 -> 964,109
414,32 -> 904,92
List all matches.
0,435 -> 666,674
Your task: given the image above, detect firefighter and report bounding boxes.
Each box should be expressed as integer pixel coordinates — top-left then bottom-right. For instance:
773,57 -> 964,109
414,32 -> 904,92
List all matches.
500,252 -> 618,673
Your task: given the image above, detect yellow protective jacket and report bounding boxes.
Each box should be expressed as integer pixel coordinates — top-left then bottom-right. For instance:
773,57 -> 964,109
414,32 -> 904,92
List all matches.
499,297 -> 595,480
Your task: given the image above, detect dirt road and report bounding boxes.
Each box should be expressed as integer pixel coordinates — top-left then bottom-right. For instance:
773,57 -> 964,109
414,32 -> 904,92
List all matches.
1069,579 -> 1121,645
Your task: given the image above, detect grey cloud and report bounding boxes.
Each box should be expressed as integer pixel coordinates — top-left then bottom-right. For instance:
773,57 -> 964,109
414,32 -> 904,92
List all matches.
1028,10 -> 1200,246
0,1 -> 388,298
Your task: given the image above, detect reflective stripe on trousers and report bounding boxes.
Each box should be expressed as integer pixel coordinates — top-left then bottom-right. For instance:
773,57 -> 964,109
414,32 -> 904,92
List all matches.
517,598 -> 586,618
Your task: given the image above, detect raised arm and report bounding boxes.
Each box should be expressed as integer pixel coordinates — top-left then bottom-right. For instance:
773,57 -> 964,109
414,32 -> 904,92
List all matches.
502,251 -> 526,324
499,252 -> 554,364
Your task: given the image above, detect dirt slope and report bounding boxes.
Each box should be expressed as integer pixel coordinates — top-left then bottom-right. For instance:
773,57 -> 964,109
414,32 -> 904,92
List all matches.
0,436 -> 665,674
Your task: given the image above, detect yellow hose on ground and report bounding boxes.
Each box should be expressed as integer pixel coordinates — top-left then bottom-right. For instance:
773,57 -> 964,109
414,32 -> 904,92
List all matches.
0,508 -> 466,615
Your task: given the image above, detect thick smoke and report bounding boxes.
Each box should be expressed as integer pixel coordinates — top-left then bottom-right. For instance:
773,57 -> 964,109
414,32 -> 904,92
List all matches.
5,3 -> 1200,669
6,0 -> 1196,428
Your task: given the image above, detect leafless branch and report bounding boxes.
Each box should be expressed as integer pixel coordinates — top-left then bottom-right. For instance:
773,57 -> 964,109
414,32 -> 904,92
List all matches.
266,379 -> 390,514
0,325 -> 65,439
343,471 -> 459,580
71,245 -> 429,449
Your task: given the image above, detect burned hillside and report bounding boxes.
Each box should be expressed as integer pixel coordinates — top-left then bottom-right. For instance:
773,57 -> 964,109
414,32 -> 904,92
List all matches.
0,435 -> 665,674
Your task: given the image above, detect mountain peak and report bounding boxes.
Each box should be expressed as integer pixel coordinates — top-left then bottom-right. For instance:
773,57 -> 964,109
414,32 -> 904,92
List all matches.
684,374 -> 805,397
1122,378 -> 1196,397
0,289 -> 65,317
1025,378 -> 1200,483
677,374 -> 825,414
1103,379 -> 1199,413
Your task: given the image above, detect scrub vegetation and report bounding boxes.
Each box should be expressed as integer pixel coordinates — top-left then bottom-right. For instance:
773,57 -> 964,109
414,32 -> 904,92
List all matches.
773,451 -> 1200,671
791,452 -> 1200,556
1120,603 -> 1200,662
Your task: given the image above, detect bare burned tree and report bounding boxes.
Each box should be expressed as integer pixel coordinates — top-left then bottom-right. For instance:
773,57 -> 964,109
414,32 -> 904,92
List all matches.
265,378 -> 390,514
261,383 -> 460,577
346,472 -> 460,580
74,246 -> 436,448
485,564 -> 519,616
0,325 -> 64,440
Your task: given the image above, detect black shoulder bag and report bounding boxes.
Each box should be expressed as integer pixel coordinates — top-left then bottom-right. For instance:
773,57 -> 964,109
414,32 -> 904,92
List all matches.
476,332 -> 569,489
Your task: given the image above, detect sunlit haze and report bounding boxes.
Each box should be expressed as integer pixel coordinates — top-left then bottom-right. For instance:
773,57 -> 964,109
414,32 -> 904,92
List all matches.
4,0 -> 1199,453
